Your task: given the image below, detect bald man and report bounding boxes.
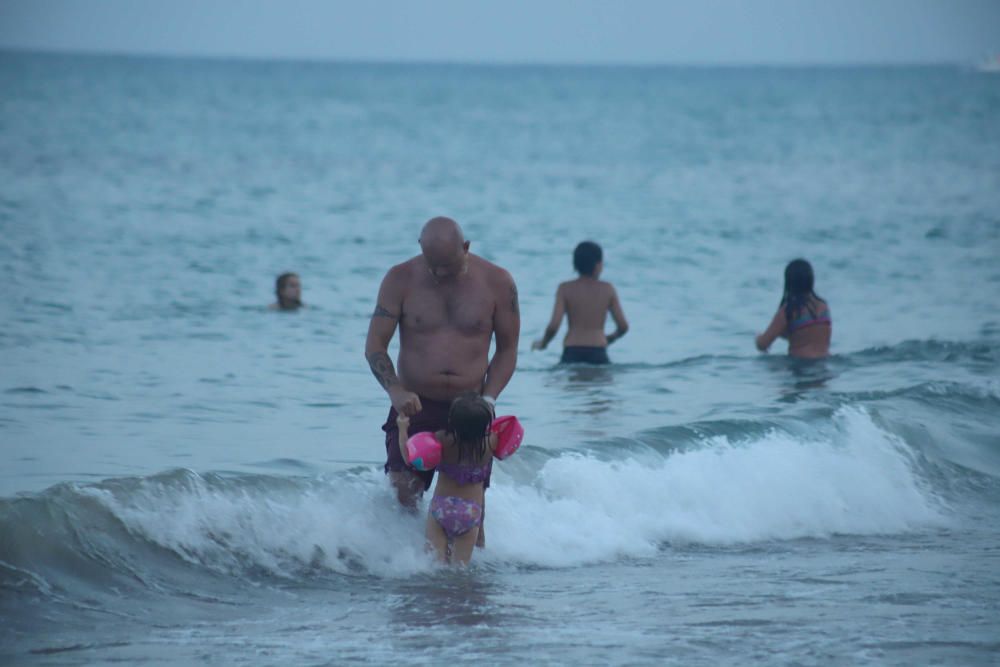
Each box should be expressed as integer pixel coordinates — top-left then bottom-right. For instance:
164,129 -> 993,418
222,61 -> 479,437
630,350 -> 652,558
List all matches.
365,217 -> 520,546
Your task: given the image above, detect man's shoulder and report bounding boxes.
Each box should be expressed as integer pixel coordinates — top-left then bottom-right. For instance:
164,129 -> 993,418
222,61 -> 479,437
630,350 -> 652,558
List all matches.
384,256 -> 422,280
471,254 -> 514,283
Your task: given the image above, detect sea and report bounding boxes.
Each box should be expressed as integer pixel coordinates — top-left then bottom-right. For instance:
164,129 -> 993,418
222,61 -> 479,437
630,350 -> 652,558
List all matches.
1,52 -> 999,665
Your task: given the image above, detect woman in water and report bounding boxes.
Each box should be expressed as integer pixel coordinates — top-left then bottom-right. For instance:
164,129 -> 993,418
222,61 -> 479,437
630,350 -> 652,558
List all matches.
755,259 -> 831,358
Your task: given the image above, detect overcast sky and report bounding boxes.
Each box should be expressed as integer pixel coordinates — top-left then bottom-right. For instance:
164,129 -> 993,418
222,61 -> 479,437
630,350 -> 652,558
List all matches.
1,0 -> 998,65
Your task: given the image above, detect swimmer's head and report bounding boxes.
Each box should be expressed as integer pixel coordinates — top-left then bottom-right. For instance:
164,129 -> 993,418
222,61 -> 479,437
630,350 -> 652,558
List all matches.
783,259 -> 814,297
781,259 -> 823,321
573,241 -> 603,277
419,217 -> 469,282
275,272 -> 302,310
447,392 -> 492,463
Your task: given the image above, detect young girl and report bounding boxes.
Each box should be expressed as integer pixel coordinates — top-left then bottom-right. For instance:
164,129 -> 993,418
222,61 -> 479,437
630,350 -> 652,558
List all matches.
396,393 -> 498,565
755,258 -> 832,359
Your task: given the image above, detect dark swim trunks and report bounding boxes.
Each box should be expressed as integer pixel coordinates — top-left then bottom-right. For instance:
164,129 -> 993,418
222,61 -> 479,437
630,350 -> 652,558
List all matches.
560,346 -> 610,365
382,396 -> 493,491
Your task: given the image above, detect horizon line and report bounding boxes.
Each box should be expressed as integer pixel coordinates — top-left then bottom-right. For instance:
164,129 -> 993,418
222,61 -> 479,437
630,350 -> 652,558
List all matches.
0,45 -> 975,69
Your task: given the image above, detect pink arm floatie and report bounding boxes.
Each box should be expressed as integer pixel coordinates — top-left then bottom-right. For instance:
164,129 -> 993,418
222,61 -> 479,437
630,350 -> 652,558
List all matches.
491,415 -> 524,460
405,431 -> 442,471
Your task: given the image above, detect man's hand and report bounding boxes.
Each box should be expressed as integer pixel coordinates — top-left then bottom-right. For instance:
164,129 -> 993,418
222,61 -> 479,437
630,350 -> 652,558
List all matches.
390,387 -> 422,417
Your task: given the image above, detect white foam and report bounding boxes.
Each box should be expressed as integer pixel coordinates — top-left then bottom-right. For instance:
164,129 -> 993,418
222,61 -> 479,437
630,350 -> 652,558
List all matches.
84,407 -> 948,574
83,469 -> 437,578
482,406 -> 948,566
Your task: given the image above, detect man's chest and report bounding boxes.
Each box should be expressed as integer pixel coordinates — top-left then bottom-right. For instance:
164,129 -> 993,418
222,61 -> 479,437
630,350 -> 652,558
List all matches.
402,286 -> 494,335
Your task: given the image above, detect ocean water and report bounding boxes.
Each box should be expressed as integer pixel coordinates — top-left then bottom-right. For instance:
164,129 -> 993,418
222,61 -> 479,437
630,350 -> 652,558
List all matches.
1,52 -> 999,665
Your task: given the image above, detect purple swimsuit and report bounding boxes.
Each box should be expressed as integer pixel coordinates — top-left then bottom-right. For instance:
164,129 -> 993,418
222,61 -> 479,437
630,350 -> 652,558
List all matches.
436,461 -> 491,485
430,461 -> 492,539
430,496 -> 483,539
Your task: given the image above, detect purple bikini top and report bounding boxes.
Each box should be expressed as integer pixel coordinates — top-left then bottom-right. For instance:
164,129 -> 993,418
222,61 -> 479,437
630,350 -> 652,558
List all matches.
437,460 -> 492,485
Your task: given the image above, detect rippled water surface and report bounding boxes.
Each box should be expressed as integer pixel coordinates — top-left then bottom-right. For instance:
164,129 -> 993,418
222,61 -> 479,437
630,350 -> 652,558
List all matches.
2,53 -> 999,665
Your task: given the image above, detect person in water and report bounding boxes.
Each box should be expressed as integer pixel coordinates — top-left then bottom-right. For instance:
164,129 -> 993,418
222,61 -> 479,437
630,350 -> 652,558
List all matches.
532,241 -> 629,364
755,258 -> 831,358
396,393 -> 499,565
270,272 -> 303,311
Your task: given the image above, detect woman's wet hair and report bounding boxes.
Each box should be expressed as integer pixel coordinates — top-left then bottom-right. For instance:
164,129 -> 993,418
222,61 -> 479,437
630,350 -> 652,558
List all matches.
781,259 -> 824,324
447,392 -> 493,463
573,241 -> 603,276
275,272 -> 300,308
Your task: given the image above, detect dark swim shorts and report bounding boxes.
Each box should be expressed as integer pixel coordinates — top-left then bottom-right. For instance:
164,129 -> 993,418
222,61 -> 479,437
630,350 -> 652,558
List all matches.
382,396 -> 491,491
560,346 -> 611,365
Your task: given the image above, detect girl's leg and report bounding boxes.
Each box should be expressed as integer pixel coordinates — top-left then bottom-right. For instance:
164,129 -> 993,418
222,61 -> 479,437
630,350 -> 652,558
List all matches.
425,512 -> 449,563
449,526 -> 480,565
475,497 -> 486,548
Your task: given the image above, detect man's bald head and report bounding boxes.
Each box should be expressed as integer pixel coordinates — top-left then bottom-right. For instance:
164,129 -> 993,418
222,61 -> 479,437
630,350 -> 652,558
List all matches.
419,216 -> 470,281
420,217 -> 465,248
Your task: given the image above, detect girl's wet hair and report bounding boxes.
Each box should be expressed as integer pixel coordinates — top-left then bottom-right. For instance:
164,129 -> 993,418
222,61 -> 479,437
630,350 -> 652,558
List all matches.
447,392 -> 492,463
781,259 -> 824,324
573,241 -> 603,276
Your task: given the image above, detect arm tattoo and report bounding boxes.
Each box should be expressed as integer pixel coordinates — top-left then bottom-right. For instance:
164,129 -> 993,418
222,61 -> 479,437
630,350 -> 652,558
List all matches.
372,304 -> 397,319
366,351 -> 400,389
509,283 -> 519,315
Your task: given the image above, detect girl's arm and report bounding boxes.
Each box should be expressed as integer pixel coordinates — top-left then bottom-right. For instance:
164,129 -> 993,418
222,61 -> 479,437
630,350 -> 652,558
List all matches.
755,307 -> 787,352
396,415 -> 410,460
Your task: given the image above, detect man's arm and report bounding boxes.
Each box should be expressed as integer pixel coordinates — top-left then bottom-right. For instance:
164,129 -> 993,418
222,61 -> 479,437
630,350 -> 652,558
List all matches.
482,269 -> 520,400
365,267 -> 422,415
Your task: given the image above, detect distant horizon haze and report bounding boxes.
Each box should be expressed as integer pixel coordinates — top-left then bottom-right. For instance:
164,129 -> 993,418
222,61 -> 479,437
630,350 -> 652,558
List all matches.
1,0 -> 998,67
